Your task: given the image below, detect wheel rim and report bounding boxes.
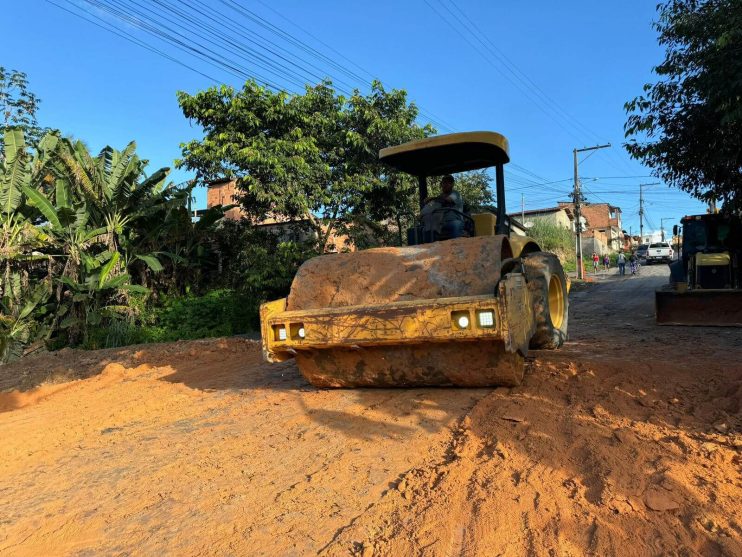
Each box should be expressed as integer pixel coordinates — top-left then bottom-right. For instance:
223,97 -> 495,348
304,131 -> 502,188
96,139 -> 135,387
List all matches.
548,275 -> 565,329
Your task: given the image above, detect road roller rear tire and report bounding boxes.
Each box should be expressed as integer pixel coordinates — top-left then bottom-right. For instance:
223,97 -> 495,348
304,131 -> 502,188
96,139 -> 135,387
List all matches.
523,252 -> 568,349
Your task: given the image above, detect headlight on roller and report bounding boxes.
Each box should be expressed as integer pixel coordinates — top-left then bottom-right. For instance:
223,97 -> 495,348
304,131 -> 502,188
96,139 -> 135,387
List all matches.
451,310 -> 471,330
477,310 -> 495,328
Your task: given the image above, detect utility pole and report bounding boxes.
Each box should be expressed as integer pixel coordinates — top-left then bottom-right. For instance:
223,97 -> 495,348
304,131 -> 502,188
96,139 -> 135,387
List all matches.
639,184 -> 643,243
639,182 -> 660,243
660,217 -> 673,242
521,193 -> 525,226
573,143 -> 611,279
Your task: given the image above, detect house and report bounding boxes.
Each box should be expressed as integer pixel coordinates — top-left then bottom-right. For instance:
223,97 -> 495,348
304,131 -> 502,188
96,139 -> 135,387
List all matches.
580,229 -> 609,257
508,206 -> 576,230
558,202 -> 623,252
206,178 -> 245,221
205,179 -> 524,248
205,179 -> 353,252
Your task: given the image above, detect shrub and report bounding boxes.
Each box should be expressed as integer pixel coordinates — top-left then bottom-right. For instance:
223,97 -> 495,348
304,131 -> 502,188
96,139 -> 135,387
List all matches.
526,220 -> 576,269
85,289 -> 258,349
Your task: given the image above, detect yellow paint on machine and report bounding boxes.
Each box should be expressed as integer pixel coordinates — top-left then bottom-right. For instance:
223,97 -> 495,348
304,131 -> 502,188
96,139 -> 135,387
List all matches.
261,273 -> 535,366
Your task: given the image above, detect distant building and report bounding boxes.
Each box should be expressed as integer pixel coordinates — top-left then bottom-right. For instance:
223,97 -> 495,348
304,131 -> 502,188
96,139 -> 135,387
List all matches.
508,206 -> 576,230
205,178 -> 352,252
558,202 -> 623,252
206,178 -> 244,221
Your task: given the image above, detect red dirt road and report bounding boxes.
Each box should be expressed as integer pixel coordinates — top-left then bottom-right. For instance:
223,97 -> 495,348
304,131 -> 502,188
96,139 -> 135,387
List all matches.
1,266 -> 740,556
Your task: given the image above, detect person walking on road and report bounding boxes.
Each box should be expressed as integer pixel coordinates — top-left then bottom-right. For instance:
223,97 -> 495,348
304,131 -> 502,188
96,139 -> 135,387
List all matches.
617,251 -> 626,276
592,252 -> 600,273
603,254 -> 610,271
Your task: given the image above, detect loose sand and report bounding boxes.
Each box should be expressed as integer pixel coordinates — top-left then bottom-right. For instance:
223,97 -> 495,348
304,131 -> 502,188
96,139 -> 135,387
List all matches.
0,266 -> 740,556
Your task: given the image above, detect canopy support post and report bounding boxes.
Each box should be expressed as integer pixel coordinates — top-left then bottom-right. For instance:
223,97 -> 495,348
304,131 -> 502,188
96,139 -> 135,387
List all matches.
495,163 -> 507,235
418,175 -> 428,209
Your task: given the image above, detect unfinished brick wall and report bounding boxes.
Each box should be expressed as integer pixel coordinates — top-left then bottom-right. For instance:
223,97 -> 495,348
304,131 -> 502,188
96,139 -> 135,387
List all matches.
206,180 -> 244,220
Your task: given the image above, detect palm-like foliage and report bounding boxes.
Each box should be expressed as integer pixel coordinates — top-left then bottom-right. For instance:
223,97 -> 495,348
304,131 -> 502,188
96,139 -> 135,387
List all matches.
1,129 -> 230,359
0,277 -> 50,362
1,129 -> 56,308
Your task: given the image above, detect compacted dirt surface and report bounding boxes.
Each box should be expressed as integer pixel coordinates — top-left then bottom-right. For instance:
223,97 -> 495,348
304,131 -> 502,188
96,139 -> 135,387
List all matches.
1,265 -> 740,556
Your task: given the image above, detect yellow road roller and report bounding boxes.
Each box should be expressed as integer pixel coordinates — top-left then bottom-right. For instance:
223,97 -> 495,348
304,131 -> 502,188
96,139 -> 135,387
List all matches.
260,131 -> 568,387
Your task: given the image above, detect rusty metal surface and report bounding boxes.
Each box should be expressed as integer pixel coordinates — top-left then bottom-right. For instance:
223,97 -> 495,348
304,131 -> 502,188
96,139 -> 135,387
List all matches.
286,236 -> 514,311
260,270 -> 536,388
499,273 -> 534,355
266,295 -> 504,350
294,341 -> 524,388
656,289 -> 742,327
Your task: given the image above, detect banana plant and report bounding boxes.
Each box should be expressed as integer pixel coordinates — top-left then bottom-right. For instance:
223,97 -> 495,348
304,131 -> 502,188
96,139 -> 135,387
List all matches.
55,251 -> 148,345
0,277 -> 50,363
1,129 -> 55,301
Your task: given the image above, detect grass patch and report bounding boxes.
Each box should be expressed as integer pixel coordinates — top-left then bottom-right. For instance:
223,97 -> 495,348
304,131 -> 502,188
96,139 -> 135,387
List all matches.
526,220 -> 576,271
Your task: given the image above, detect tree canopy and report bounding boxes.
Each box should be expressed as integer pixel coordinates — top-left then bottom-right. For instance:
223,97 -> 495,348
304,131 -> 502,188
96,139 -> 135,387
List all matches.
624,0 -> 742,212
177,80 -> 437,250
0,68 -> 43,152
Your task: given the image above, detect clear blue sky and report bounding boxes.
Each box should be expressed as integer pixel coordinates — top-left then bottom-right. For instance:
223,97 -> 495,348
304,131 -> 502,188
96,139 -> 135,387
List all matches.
7,0 -> 707,239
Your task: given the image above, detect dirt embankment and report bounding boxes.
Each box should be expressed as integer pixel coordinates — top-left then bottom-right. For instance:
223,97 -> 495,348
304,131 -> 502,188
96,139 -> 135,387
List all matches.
0,267 -> 740,556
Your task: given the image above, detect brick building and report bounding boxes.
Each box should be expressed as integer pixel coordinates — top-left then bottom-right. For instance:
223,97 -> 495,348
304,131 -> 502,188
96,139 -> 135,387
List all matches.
205,179 -> 352,252
206,178 -> 245,221
558,202 -> 624,252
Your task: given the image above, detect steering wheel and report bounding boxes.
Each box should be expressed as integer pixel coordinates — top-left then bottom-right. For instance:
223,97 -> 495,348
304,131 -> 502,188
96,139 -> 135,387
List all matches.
431,207 -> 475,227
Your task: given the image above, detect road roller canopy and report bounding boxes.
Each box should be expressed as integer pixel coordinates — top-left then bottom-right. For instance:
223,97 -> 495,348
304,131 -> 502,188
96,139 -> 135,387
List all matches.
378,131 -> 510,176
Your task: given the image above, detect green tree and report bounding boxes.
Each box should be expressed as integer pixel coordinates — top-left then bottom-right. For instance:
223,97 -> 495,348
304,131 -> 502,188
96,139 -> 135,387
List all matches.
0,128 -> 57,360
429,170 -> 495,212
624,0 -> 742,211
178,80 -> 433,251
0,68 -> 43,153
1,129 -> 58,302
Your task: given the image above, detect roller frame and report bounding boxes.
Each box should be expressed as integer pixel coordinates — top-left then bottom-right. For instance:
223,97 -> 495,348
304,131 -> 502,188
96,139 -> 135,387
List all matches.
261,272 -> 535,365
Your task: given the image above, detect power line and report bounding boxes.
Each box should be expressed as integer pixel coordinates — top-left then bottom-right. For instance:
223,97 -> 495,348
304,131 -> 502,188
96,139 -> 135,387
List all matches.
47,0 -> 222,83
104,0 -> 313,89
52,0 -> 571,184
424,0 -> 588,146
78,0 -> 290,90
428,0 -> 641,176
55,0 -> 456,132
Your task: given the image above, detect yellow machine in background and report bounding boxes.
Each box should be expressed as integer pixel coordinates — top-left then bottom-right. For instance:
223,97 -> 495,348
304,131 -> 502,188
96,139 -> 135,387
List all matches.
656,213 -> 742,326
261,132 -> 569,387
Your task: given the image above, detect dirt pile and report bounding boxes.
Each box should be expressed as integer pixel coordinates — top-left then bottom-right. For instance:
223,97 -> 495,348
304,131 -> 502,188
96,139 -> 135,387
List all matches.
287,235 -> 511,310
0,338 -> 488,556
323,353 -> 742,556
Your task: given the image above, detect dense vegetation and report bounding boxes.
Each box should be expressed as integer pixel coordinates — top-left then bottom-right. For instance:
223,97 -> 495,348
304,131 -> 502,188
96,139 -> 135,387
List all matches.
526,220 -> 577,272
0,126 -> 240,361
178,80 -> 495,250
